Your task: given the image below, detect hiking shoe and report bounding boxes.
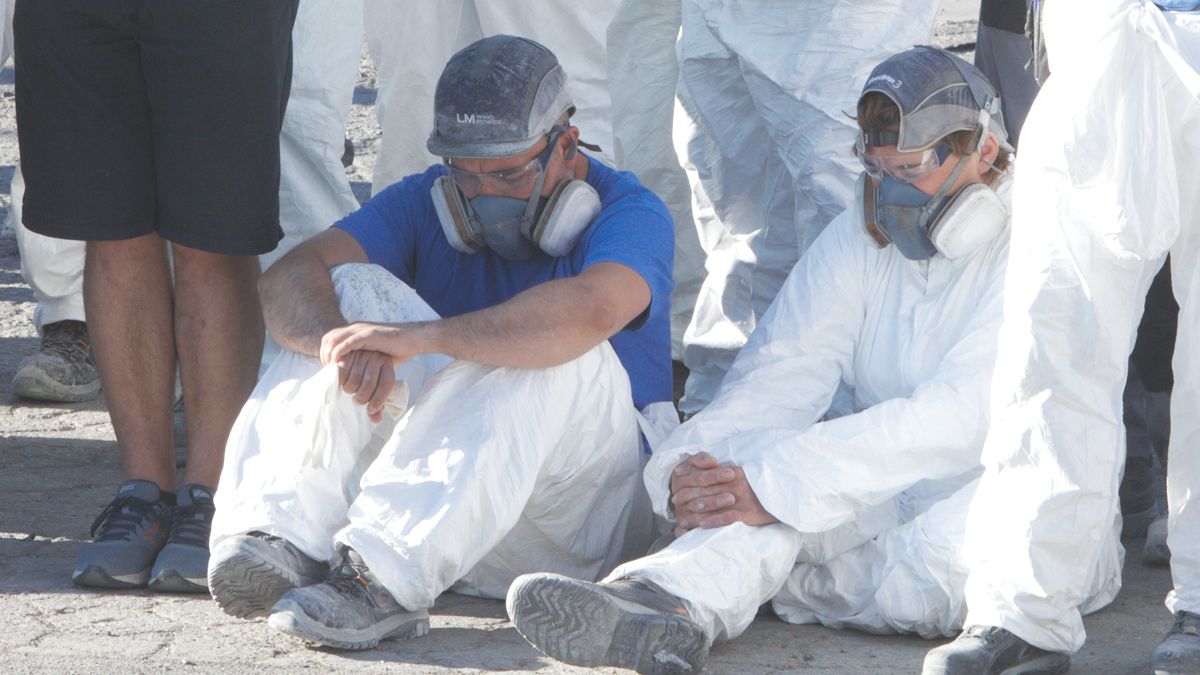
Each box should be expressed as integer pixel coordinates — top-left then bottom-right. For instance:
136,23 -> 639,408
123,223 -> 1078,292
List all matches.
1146,516 -> 1172,565
923,625 -> 1070,675
268,545 -> 429,650
209,531 -> 328,619
148,484 -> 215,593
1153,611 -> 1200,675
12,319 -> 100,402
507,573 -> 708,675
73,480 -> 172,588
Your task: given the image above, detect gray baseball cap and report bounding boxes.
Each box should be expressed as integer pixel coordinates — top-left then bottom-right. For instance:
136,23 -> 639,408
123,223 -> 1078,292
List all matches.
426,35 -> 575,159
858,46 -> 1010,152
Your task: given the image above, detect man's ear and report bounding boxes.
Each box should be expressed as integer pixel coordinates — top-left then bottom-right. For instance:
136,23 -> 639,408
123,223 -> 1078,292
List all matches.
979,133 -> 1000,168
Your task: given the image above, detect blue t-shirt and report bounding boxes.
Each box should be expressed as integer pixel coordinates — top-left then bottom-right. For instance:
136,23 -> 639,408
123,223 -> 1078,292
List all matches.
334,155 -> 675,410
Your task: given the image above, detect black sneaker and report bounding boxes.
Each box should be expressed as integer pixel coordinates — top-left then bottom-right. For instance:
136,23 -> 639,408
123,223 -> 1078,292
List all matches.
1152,611 -> 1200,675
923,625 -> 1070,675
507,573 -> 708,675
209,531 -> 329,619
72,480 -> 172,588
12,319 -> 101,402
267,546 -> 429,650
148,484 -> 215,593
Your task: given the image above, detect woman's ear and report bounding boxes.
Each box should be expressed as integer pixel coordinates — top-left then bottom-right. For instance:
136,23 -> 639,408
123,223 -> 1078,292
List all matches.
979,132 -> 1000,168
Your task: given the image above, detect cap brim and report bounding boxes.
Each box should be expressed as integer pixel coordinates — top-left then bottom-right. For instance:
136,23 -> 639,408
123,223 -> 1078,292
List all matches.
426,132 -> 544,160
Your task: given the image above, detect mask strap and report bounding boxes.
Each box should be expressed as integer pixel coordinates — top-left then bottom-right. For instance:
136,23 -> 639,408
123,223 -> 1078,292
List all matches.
520,126 -> 566,224
919,152 -> 970,225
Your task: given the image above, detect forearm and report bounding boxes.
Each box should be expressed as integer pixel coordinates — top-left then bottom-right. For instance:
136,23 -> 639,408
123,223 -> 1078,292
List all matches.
259,248 -> 348,357
424,275 -> 622,368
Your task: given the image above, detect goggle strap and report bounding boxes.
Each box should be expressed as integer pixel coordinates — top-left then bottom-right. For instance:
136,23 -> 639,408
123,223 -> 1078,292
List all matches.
861,129 -> 900,147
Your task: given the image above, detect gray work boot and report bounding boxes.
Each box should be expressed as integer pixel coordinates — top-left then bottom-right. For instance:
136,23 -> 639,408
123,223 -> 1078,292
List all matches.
148,484 -> 215,593
1146,516 -> 1172,565
1152,611 -> 1200,675
12,319 -> 101,402
507,573 -> 708,675
923,625 -> 1070,675
268,545 -> 429,650
209,531 -> 329,619
73,480 -> 172,588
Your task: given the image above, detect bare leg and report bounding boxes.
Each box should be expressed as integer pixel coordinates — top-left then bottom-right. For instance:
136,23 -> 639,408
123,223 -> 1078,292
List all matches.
172,243 -> 263,490
85,234 -> 177,490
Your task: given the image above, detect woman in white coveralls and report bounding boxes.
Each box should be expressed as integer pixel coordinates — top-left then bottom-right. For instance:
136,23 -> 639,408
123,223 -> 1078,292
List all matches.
505,47 -> 1117,675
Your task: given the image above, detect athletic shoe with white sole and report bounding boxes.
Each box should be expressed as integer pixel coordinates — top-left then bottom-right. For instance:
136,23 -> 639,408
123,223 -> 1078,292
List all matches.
148,484 -> 215,593
72,480 -> 172,588
923,625 -> 1070,675
268,545 -> 429,650
507,573 -> 708,675
208,531 -> 329,618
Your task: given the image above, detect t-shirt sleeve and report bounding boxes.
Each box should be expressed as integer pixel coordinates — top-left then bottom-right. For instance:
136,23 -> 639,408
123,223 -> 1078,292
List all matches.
579,186 -> 675,332
332,169 -> 440,284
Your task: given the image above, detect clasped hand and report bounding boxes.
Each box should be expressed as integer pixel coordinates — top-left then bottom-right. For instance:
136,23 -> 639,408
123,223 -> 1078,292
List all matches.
319,321 -> 422,423
669,451 -> 779,537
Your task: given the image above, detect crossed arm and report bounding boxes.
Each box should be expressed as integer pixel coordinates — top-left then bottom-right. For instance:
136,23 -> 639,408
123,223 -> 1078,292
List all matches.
259,227 -> 652,421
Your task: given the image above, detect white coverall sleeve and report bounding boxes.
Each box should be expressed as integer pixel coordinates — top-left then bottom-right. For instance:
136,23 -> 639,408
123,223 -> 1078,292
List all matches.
646,209 -> 864,515
646,211 -> 1007,534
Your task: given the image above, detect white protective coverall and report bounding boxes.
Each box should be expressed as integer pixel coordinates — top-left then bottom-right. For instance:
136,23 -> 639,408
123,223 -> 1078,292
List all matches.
211,264 -> 657,607
603,175 -> 1118,643
675,0 -> 942,414
962,0 -> 1200,654
9,0 -> 361,358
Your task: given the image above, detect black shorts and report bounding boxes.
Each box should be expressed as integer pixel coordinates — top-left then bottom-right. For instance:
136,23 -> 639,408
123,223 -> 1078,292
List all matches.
13,0 -> 299,255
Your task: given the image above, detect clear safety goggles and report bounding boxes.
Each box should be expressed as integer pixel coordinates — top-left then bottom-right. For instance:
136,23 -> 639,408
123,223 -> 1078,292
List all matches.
853,140 -> 951,183
445,154 -> 544,198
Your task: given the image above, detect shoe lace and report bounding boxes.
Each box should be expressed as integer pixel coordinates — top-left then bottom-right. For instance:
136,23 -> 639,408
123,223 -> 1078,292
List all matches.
327,554 -> 382,609
89,496 -> 158,542
168,496 -> 214,548
42,321 -> 93,365
963,625 -> 1002,643
1172,611 -> 1200,636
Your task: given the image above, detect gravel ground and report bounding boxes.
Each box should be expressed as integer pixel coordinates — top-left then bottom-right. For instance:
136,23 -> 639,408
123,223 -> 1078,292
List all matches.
0,5 -> 1180,673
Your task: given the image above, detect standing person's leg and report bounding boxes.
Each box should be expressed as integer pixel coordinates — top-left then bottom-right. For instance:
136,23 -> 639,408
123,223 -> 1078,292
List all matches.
363,0 -> 478,189
261,0 -> 363,373
14,1 -> 181,589
268,343 -> 647,649
928,6 -> 1177,669
133,0 -> 299,592
1151,17 -> 1200,668
11,166 -> 99,402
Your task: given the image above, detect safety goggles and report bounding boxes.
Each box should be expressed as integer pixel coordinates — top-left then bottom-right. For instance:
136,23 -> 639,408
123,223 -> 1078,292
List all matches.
445,154 -> 544,198
853,140 -> 951,183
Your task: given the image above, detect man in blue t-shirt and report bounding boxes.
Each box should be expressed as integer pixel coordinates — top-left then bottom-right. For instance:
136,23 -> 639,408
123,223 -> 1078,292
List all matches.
205,35 -> 675,651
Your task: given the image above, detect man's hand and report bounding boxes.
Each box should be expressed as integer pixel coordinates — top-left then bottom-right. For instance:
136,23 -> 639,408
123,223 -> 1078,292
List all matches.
669,451 -> 779,536
333,348 -> 396,423
320,321 -> 430,370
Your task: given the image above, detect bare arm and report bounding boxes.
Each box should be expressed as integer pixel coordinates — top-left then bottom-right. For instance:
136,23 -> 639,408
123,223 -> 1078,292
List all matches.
320,261 -> 652,369
259,228 -> 370,357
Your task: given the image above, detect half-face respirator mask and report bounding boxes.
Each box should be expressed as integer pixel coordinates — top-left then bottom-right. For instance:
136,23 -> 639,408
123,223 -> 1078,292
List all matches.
430,126 -> 601,261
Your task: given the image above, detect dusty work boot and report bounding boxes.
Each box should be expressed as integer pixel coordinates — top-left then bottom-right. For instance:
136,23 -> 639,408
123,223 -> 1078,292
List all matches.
73,480 -> 173,588
1146,515 -> 1172,565
1153,611 -> 1200,674
268,545 -> 429,650
148,484 -> 215,593
209,531 -> 329,619
922,625 -> 1070,675
507,573 -> 708,675
11,319 -> 100,402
